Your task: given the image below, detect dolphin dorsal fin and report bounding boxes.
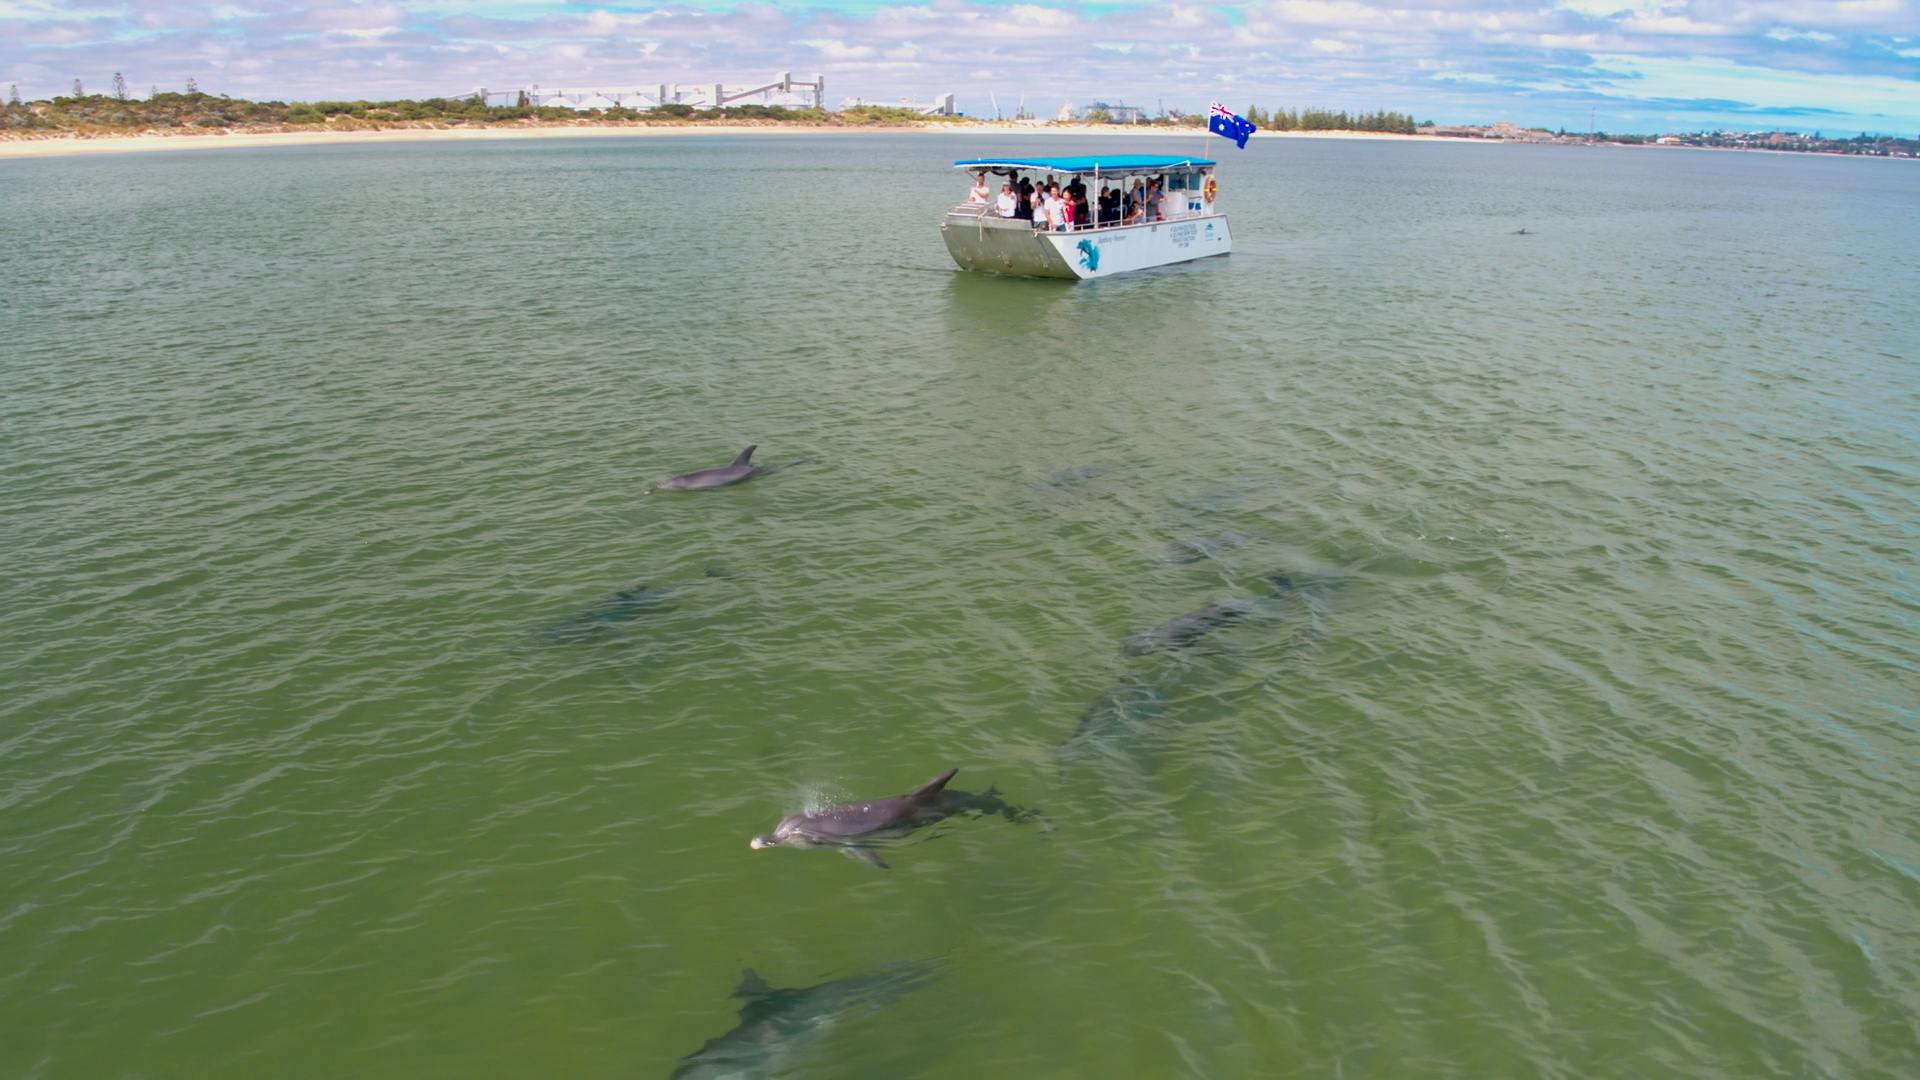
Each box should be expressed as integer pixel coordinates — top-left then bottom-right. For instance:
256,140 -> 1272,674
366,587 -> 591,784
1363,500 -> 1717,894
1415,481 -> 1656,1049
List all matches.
912,768 -> 959,800
733,968 -> 774,999
731,445 -> 758,467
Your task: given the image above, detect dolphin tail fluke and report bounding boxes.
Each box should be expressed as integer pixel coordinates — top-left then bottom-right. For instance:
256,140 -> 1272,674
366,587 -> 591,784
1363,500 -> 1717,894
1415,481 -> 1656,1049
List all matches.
731,445 -> 758,467
912,768 -> 959,801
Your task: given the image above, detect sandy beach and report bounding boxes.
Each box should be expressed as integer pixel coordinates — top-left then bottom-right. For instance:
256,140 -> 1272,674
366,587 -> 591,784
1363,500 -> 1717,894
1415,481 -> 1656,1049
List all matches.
0,121 -> 1478,159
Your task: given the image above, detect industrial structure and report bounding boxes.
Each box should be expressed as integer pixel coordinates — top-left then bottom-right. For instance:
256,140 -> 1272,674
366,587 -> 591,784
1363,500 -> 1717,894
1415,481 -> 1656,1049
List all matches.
479,72 -> 828,112
840,93 -> 957,116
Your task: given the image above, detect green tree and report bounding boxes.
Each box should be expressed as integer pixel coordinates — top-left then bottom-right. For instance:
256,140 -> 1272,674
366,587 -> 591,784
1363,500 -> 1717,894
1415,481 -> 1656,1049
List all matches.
112,72 -> 127,100
186,77 -> 199,95
6,84 -> 18,107
71,79 -> 83,97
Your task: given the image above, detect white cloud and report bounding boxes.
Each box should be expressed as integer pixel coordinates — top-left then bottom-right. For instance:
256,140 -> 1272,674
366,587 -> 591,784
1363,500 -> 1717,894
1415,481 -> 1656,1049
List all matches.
1765,27 -> 1838,43
1622,13 -> 1731,37
1597,51 -> 1920,113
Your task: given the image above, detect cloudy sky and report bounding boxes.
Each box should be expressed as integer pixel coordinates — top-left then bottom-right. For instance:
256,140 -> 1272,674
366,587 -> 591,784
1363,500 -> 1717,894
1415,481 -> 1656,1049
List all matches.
4,1 -> 1916,134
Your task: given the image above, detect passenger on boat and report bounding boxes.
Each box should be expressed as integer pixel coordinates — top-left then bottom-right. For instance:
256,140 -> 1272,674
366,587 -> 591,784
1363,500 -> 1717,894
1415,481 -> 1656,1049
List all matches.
1071,183 -> 1091,230
995,183 -> 1018,218
966,172 -> 990,205
1125,179 -> 1148,224
1098,186 -> 1118,226
1016,177 -> 1035,220
1059,185 -> 1077,230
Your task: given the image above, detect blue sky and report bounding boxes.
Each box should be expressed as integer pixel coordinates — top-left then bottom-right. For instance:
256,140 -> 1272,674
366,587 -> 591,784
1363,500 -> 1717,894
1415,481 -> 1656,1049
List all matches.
3,2 -> 1916,134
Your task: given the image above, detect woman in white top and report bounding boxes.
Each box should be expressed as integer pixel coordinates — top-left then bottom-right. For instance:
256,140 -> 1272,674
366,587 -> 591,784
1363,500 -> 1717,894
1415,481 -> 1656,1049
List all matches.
966,172 -> 991,205
995,183 -> 1018,218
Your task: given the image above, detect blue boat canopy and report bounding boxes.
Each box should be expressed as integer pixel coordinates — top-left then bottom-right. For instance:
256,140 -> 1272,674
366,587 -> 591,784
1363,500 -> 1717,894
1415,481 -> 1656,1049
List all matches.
953,154 -> 1215,174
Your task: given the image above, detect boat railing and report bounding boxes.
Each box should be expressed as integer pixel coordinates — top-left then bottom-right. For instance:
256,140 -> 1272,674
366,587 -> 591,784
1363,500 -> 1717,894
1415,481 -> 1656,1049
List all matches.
947,201 -> 1222,232
1032,207 -> 1223,232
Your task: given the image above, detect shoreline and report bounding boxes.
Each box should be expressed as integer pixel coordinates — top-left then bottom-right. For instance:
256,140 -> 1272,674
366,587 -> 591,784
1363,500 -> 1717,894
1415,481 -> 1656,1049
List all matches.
0,122 -> 1486,160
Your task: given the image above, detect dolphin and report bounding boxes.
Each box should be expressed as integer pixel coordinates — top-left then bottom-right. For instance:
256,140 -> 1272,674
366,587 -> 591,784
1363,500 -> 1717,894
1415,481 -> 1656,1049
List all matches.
1121,598 -> 1258,656
1058,647 -> 1276,771
539,584 -> 672,643
1059,673 -> 1173,765
1156,532 -> 1252,565
671,960 -> 942,1079
1044,463 -> 1117,487
1121,568 -> 1307,656
751,769 -> 1034,869
658,446 -> 765,491
537,568 -> 726,644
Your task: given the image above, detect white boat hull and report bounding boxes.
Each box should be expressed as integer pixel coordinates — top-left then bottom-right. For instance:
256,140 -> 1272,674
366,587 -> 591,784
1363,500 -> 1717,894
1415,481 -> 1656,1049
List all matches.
941,213 -> 1232,280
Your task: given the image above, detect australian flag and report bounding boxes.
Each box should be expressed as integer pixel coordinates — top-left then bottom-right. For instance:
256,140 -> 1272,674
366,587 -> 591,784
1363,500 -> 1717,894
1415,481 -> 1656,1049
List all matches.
1208,101 -> 1256,149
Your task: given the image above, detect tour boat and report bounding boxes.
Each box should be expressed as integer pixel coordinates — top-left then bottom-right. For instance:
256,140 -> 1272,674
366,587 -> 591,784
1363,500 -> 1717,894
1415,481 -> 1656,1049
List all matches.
941,154 -> 1231,280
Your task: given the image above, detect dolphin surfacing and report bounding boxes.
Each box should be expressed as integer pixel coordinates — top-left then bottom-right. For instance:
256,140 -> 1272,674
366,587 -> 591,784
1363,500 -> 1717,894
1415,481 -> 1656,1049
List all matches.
749,769 -> 964,869
658,445 -> 763,491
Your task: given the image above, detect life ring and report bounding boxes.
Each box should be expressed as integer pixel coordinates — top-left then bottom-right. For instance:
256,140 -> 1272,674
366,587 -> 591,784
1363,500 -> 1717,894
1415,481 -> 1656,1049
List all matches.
1203,175 -> 1219,203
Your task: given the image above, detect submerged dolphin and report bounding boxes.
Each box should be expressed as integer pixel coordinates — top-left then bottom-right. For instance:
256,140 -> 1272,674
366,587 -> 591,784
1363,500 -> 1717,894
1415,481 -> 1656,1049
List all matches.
1120,569 -> 1304,657
750,769 -> 1035,869
1059,673 -> 1172,764
537,568 -> 725,644
658,445 -> 764,491
1121,598 -> 1258,656
671,960 -> 942,1080
1156,532 -> 1252,565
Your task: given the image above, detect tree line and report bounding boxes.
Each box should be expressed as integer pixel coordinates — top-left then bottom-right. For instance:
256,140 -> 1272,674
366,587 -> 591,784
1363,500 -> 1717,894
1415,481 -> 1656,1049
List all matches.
1239,106 -> 1420,135
0,84 -> 989,134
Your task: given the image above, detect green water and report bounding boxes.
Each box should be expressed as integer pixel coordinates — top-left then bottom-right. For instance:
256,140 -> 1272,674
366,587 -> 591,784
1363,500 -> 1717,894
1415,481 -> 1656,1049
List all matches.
2,134 -> 1917,1078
